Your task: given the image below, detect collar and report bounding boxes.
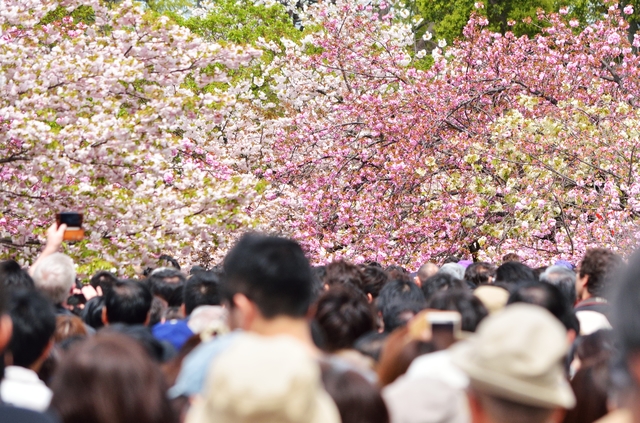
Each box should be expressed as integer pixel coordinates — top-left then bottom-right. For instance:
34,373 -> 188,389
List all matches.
3,366 -> 43,384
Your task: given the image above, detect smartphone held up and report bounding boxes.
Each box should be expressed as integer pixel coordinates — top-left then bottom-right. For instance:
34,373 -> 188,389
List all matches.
56,212 -> 84,242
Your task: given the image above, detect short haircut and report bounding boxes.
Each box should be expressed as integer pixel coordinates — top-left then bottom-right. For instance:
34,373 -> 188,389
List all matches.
438,263 -> 466,280
540,265 -> 577,305
0,260 -> 35,291
89,271 -> 118,291
32,253 -> 76,305
464,262 -> 496,287
323,260 -> 366,293
377,279 -> 425,314
314,286 -> 376,352
579,248 -> 624,298
382,301 -> 426,333
507,282 -> 579,333
104,280 -> 152,325
222,233 -> 314,318
82,296 -> 105,329
183,270 -> 222,315
502,253 -> 521,263
147,268 -> 187,307
416,263 -> 439,284
421,273 -> 466,302
360,265 -> 389,298
428,289 -> 488,332
474,389 -> 554,423
494,262 -> 536,290
8,289 -> 56,368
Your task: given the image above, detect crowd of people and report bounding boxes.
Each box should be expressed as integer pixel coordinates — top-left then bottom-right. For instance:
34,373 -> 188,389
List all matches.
0,222 -> 638,423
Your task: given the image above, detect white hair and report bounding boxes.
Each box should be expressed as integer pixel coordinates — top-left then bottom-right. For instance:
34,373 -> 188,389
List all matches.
438,263 -> 466,281
32,253 -> 76,305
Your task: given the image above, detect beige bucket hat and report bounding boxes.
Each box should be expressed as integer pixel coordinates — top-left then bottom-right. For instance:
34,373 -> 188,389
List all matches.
451,303 -> 576,409
186,334 -> 340,423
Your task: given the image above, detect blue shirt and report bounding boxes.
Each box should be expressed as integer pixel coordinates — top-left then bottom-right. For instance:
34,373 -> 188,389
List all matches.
152,319 -> 194,351
168,331 -> 241,398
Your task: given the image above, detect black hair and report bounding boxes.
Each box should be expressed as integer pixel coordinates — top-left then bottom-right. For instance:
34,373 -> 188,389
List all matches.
323,261 -> 367,293
382,301 -> 426,333
104,280 -> 153,325
464,262 -> 496,287
507,282 -> 580,333
427,289 -> 488,332
361,265 -> 389,298
222,233 -> 314,319
82,296 -> 106,329
8,289 -> 56,368
183,270 -> 222,315
377,279 -> 425,314
494,261 -> 537,291
314,286 -> 376,352
89,271 -> 118,291
421,273 -> 466,302
100,324 -> 173,362
0,260 -> 34,291
147,268 -> 187,307
354,331 -> 388,362
613,250 -> 640,358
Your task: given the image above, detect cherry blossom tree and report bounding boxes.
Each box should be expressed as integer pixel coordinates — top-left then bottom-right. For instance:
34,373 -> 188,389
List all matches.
263,1 -> 640,267
0,0 -> 264,274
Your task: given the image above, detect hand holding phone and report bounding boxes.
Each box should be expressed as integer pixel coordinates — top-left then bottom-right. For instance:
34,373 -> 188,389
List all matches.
56,212 -> 84,241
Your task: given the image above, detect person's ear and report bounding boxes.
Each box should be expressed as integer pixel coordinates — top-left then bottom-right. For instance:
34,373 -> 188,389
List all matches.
0,315 -> 12,352
413,276 -> 422,287
367,293 -> 374,303
233,293 -> 257,330
144,311 -> 151,326
101,307 -> 109,326
627,352 -> 640,385
180,303 -> 187,317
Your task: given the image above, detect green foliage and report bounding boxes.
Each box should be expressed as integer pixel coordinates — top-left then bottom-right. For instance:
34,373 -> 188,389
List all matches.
172,0 -> 301,46
139,0 -> 197,13
39,5 -> 96,26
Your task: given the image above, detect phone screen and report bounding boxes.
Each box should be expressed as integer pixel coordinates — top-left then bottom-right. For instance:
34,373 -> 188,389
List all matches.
56,212 -> 84,241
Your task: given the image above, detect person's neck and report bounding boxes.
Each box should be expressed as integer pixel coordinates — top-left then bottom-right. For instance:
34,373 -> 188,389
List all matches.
249,316 -> 319,356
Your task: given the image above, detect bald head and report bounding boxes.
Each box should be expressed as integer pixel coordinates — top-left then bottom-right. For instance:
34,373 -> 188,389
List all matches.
417,263 -> 439,284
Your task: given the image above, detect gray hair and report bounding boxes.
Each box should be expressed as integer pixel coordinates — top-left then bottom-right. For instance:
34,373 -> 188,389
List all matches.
32,253 -> 76,305
540,265 -> 577,304
438,263 -> 466,281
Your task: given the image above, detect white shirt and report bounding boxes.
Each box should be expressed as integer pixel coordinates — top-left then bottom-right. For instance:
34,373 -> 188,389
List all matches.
0,366 -> 52,411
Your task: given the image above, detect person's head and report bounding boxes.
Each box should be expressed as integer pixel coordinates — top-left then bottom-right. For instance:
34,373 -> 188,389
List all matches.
321,367 -> 389,423
0,278 -> 12,357
361,265 -> 389,299
82,296 -> 105,330
50,333 -> 175,423
540,265 -> 577,305
507,282 -> 579,336
314,286 -> 376,352
7,289 -> 56,370
502,253 -> 521,263
464,262 -> 496,287
147,268 -> 187,307
32,252 -> 76,305
494,261 -> 536,291
377,279 -> 425,314
323,260 -> 366,293
577,248 -> 623,300
89,270 -> 118,294
428,289 -> 488,332
148,296 -> 167,327
421,272 -> 466,302
382,301 -> 426,333
442,256 -> 460,265
183,270 -> 221,315
416,263 -> 439,285
103,280 -> 152,326
54,315 -> 88,343
438,263 -> 466,281
563,359 -> 610,423
0,260 -> 34,291
452,304 -> 576,423
186,334 -> 340,423
221,233 -> 315,330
